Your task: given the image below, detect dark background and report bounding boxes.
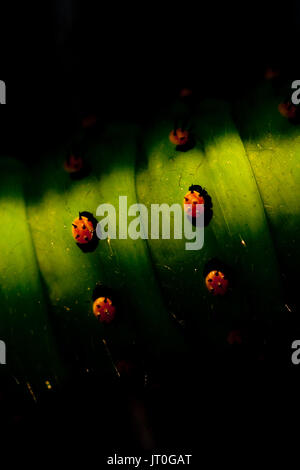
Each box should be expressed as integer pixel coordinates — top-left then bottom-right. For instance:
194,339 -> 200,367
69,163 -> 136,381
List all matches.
1,1 -> 300,461
1,1 -> 300,158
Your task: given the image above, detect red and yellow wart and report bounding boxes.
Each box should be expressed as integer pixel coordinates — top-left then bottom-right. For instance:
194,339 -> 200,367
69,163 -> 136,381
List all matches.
64,154 -> 84,174
205,270 -> 229,296
183,189 -> 204,218
71,214 -> 94,244
169,128 -> 190,146
93,297 -> 116,324
278,101 -> 297,120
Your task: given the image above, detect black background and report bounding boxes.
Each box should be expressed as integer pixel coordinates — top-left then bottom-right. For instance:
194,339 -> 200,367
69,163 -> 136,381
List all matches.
1,1 -> 300,461
1,1 -> 300,157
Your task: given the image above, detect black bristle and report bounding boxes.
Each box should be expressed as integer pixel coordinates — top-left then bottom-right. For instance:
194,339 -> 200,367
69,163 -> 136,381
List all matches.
189,184 -> 203,194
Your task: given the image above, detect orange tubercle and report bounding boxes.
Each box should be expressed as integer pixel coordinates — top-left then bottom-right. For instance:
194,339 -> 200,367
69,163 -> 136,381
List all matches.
64,154 -> 84,174
93,297 -> 116,324
227,330 -> 242,345
179,88 -> 193,98
278,101 -> 297,120
71,215 -> 94,244
264,67 -> 279,80
169,128 -> 189,146
183,190 -> 204,218
205,270 -> 229,296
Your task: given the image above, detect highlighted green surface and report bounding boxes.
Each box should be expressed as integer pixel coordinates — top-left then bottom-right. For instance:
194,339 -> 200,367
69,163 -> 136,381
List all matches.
136,100 -> 283,347
0,83 -> 299,390
0,158 -> 65,395
234,83 -> 300,289
25,125 -> 186,380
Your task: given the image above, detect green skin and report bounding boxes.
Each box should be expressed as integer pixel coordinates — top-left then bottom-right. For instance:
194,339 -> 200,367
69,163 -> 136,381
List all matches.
0,158 -> 65,396
0,81 -> 298,396
25,124 -> 186,396
136,98 -> 283,347
234,82 -> 300,305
